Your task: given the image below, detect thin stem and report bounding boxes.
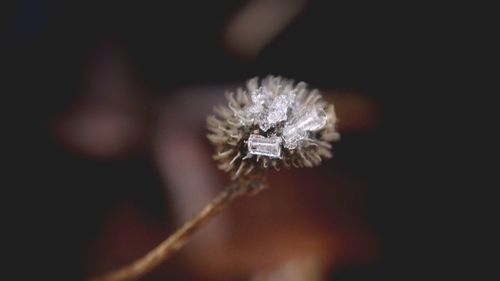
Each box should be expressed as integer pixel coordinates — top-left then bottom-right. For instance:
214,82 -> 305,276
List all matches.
89,177 -> 265,281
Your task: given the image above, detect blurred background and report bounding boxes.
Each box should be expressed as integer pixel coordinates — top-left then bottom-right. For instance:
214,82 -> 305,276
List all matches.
4,0 -> 467,280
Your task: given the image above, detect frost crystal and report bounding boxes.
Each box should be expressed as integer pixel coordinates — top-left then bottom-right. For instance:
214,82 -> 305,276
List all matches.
265,93 -> 294,130
247,134 -> 282,158
282,105 -> 327,149
235,77 -> 328,151
207,75 -> 339,178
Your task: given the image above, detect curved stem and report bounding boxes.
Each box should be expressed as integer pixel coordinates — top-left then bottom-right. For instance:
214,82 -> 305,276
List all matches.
89,177 -> 265,281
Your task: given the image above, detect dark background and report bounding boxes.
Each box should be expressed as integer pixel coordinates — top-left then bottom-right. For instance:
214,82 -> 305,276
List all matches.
4,0 -> 474,280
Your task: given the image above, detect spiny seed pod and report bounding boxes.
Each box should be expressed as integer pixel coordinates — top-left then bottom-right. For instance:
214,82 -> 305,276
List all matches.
207,75 -> 340,179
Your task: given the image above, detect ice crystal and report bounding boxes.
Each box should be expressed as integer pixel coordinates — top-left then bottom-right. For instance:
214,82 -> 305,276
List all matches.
207,75 -> 339,178
247,134 -> 282,158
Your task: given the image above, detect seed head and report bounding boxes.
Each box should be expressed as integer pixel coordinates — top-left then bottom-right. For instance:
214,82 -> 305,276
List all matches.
207,75 -> 340,179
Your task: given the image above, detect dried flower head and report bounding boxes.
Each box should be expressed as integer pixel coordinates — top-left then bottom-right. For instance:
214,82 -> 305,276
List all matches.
207,75 -> 340,179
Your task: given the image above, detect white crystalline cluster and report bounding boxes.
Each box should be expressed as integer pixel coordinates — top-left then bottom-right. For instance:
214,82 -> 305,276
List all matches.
208,75 -> 339,177
229,76 -> 329,155
234,86 -> 295,132
265,94 -> 294,131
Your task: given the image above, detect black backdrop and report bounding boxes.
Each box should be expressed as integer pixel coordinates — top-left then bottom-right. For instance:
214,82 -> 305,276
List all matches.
4,0 -> 476,280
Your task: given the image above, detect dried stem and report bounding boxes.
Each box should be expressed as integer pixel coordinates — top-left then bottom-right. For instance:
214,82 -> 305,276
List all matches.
89,175 -> 266,281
